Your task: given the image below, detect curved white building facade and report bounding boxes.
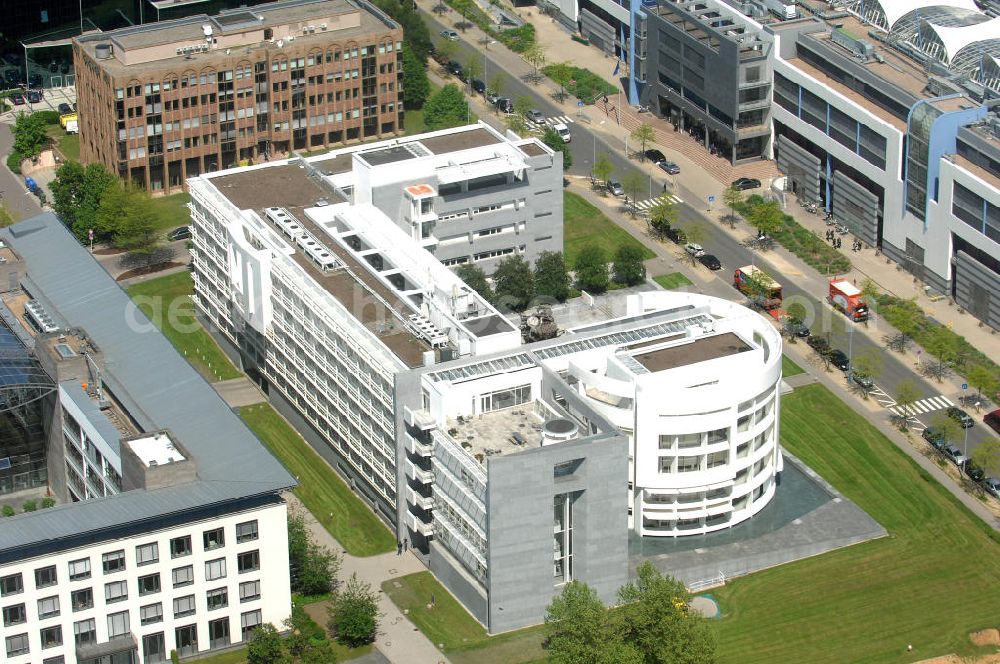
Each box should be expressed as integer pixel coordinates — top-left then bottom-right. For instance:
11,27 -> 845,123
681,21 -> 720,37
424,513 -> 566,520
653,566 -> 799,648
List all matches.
560,292 -> 784,536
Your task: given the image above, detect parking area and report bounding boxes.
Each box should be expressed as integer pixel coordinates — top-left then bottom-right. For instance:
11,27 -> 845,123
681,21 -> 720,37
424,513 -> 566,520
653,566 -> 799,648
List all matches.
1,85 -> 77,123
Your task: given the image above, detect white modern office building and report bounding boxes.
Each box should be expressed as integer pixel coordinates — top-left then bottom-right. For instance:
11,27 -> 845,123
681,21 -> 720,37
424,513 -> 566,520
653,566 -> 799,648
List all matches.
0,214 -> 296,664
186,128 -> 784,630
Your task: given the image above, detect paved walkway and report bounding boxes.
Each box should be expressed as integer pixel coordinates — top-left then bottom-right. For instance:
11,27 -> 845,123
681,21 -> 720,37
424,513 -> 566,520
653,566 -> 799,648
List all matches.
286,494 -> 450,664
212,377 -> 266,407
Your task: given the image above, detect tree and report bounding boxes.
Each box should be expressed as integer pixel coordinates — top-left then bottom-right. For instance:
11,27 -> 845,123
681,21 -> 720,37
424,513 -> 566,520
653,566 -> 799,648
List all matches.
894,380 -> 922,429
524,43 -> 547,77
575,245 -> 609,293
721,185 -> 744,229
246,623 -> 286,664
401,49 -> 430,110
883,331 -> 913,354
12,112 -> 48,161
593,153 -> 614,188
288,512 -> 342,596
50,160 -> 87,227
631,123 -> 655,160
422,84 -> 469,130
492,255 -> 534,312
489,72 -> 506,98
328,574 -> 380,647
111,191 -> 164,265
464,57 -> 482,87
436,40 -> 457,67
51,162 -> 120,242
851,347 -> 883,383
860,278 -> 880,321
746,199 -> 784,238
648,196 -> 678,239
621,170 -> 646,214
547,61 -> 573,101
545,581 -> 643,664
967,365 -> 1000,403
0,203 -> 13,228
534,251 -> 570,303
971,438 -> 1000,478
513,96 -> 533,118
456,263 -> 493,302
682,223 -> 707,266
505,113 -> 530,137
929,412 -> 961,447
614,245 -> 646,286
786,302 -> 807,324
617,562 -> 717,664
919,358 -> 952,383
542,128 -> 572,169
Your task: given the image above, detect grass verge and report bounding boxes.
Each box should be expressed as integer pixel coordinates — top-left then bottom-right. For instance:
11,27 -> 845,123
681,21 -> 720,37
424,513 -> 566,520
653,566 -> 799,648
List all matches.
715,383 -> 1000,664
653,272 -> 693,290
239,403 -> 396,557
126,271 -> 242,381
540,64 -> 617,102
381,572 -> 547,663
564,192 -> 655,268
781,354 -> 804,377
147,191 -> 192,233
45,124 -> 80,161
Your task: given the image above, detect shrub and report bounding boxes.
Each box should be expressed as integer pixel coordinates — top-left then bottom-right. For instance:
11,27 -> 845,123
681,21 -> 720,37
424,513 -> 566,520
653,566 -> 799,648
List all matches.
22,500 -> 37,512
41,497 -> 56,509
571,35 -> 590,46
541,64 -> 617,103
2,505 -> 14,517
736,196 -> 851,274
6,150 -> 23,175
34,110 -> 61,125
497,23 -> 535,53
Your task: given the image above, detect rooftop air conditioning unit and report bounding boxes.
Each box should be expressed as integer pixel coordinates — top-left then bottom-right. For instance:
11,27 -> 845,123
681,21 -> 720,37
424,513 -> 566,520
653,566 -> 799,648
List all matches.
176,47 -> 183,55
320,23 -> 327,30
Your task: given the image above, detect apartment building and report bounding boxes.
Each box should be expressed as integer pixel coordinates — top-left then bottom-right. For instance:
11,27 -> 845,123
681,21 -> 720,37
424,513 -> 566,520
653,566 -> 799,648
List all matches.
0,213 -> 296,664
73,0 -> 403,195
187,124 -> 782,631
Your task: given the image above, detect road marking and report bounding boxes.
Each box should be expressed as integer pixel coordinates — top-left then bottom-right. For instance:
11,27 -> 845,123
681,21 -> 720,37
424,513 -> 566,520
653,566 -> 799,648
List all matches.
634,195 -> 683,210
546,115 -> 574,125
887,395 -> 953,417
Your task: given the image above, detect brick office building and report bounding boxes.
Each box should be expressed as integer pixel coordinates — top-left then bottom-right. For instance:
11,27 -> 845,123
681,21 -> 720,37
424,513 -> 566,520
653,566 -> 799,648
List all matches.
73,0 -> 403,194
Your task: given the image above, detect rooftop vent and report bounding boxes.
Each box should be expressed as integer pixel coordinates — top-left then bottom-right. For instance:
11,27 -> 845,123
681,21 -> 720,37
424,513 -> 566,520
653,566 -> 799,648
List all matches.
542,418 -> 578,445
94,43 -> 112,59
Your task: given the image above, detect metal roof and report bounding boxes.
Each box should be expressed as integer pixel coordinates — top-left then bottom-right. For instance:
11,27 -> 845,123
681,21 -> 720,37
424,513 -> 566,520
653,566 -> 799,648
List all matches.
0,214 -> 295,553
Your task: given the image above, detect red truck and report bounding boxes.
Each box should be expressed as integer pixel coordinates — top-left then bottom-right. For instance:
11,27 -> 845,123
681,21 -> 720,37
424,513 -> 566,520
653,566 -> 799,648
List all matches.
734,265 -> 783,319
828,278 -> 869,322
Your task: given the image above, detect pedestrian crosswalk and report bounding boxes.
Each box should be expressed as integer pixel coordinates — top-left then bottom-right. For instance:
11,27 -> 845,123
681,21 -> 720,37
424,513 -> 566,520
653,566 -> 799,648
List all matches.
546,115 -> 575,125
887,395 -> 954,417
634,194 -> 684,210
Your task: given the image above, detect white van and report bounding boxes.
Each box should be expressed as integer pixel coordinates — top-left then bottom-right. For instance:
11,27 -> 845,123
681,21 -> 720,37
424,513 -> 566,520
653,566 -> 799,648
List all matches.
553,123 -> 571,143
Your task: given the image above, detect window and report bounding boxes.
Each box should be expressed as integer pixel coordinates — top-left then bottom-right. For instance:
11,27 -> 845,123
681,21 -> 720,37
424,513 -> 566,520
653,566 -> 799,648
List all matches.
139,573 -> 161,596
143,633 -> 166,664
2,603 -> 25,626
173,594 -> 196,618
479,384 -> 531,413
106,611 -> 130,640
105,580 -> 128,603
74,618 -> 96,646
35,565 -> 57,589
238,550 -> 260,573
71,588 -> 93,612
137,542 -> 159,566
68,558 -> 91,581
239,580 -> 261,603
0,574 -> 22,596
236,520 -> 259,543
207,587 -> 228,610
175,624 -> 198,656
209,617 -> 231,648
173,565 -> 194,588
171,535 -> 192,558
677,456 -> 701,473
203,528 -> 225,551
206,558 -> 227,581
37,595 -> 60,618
43,655 -> 65,663
241,609 -> 262,640
141,602 -> 163,625
6,633 -> 28,656
103,550 -> 126,574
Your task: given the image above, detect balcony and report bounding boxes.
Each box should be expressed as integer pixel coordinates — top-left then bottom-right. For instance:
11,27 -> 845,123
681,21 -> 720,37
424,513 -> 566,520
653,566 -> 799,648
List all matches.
406,485 -> 434,510
405,458 -> 434,485
405,509 -> 434,537
405,433 -> 433,457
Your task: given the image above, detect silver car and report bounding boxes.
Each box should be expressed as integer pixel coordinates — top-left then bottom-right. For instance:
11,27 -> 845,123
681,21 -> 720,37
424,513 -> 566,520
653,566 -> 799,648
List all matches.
983,477 -> 1000,499
607,180 -> 624,196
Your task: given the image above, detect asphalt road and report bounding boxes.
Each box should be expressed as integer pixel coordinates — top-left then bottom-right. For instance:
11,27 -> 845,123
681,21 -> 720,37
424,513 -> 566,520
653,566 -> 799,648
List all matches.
425,20 -> 994,454
0,124 -> 43,222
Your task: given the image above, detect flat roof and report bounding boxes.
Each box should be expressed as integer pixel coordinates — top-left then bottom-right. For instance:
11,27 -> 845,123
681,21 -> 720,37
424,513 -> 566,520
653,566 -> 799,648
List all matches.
952,152 -> 1000,188
126,432 -> 187,467
631,332 -> 752,372
517,141 -> 548,157
212,163 -> 345,213
358,145 -> 419,167
417,127 -> 503,154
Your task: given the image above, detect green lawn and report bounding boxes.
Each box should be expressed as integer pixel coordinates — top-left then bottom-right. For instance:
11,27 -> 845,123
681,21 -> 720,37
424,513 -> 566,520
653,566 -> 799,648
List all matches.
563,192 -> 656,268
653,272 -> 693,290
126,272 -> 242,382
46,125 -> 80,161
715,383 -> 1000,664
781,354 -> 804,377
240,403 -> 396,557
381,572 -> 547,663
148,191 -> 192,234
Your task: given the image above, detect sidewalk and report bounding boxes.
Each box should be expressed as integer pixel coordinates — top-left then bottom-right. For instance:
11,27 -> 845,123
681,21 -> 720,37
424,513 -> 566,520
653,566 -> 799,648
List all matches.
286,494 -> 450,664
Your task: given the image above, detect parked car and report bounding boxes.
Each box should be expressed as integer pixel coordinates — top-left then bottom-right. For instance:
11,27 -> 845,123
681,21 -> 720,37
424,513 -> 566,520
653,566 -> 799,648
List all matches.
962,459 -> 985,482
440,30 -> 459,41
921,426 -> 948,450
850,372 -> 874,390
732,177 -> 761,191
943,445 -> 967,466
644,149 -> 666,163
983,408 -> 1000,434
664,227 -> 686,244
526,109 -> 545,125
552,123 -> 571,143
698,254 -> 722,271
167,226 -> 192,241
9,92 -> 25,105
657,160 -> 680,175
57,102 -> 71,113
946,406 -> 974,429
607,180 -> 624,196
685,243 -> 705,258
26,90 -> 42,104
983,477 -> 1000,499
471,79 -> 486,94
806,335 -> 830,355
486,91 -> 500,106
494,97 -> 512,114
446,60 -> 463,77
828,349 -> 850,371
785,320 -> 810,338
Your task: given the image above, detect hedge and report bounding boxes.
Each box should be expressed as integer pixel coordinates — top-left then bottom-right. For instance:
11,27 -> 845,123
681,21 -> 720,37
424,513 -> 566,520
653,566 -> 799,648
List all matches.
6,151 -> 22,175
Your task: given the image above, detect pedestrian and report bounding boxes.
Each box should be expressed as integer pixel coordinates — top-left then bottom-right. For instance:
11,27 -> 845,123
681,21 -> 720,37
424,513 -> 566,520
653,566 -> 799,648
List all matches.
663,182 -> 667,193
403,537 -> 409,551
397,540 -> 402,555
